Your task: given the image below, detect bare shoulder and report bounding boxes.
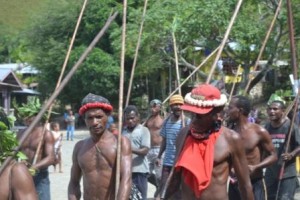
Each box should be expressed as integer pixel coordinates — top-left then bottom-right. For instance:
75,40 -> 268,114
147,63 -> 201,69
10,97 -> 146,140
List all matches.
222,126 -> 241,142
250,123 -> 269,136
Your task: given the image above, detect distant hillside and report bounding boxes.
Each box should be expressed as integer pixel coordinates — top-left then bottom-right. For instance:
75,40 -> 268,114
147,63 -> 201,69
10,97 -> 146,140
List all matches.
0,0 -> 49,34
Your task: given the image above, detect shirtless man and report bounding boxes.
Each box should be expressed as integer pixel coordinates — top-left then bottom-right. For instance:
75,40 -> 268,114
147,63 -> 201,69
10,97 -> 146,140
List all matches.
227,95 -> 277,200
0,162 -> 38,200
68,93 -> 132,200
0,109 -> 37,200
144,99 -> 164,196
164,84 -> 254,200
17,105 -> 55,200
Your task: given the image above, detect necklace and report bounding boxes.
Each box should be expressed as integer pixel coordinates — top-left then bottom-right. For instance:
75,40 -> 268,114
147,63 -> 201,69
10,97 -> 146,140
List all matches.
95,144 -> 101,154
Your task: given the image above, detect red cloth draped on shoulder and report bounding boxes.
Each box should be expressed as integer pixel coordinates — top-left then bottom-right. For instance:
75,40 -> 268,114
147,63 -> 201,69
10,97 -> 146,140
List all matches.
175,128 -> 222,198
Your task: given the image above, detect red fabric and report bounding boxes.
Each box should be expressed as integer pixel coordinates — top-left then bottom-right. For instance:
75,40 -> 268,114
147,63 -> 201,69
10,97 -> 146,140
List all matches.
79,102 -> 113,115
175,128 -> 221,198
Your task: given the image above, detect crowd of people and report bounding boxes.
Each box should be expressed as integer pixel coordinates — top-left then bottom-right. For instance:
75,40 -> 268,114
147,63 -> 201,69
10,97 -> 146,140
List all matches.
1,83 -> 300,200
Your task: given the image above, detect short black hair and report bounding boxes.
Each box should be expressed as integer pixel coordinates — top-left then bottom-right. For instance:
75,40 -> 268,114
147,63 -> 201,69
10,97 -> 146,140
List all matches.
124,105 -> 139,115
269,100 -> 286,109
233,95 -> 251,116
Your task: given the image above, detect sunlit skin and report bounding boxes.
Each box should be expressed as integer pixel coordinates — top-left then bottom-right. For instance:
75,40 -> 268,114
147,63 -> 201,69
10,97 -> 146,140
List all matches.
164,107 -> 254,200
68,108 -> 132,200
145,104 -> 164,147
17,115 -> 55,171
0,162 -> 38,200
226,97 -> 277,180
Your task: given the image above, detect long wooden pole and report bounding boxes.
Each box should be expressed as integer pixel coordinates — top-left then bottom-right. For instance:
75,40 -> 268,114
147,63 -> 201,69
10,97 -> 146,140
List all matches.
228,65 -> 241,103
275,0 -> 298,199
125,0 -> 148,106
172,31 -> 186,129
206,0 -> 243,84
115,0 -> 127,198
162,47 -> 220,105
32,0 -> 89,165
244,0 -> 283,94
0,12 -> 118,176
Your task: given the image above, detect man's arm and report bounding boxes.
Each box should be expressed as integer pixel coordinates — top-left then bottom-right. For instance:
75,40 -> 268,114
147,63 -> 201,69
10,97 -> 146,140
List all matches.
282,127 -> 300,161
250,127 -> 277,172
132,127 -> 151,156
32,130 -> 55,170
11,163 -> 38,200
230,131 -> 254,200
68,142 -> 82,200
118,136 -> 132,200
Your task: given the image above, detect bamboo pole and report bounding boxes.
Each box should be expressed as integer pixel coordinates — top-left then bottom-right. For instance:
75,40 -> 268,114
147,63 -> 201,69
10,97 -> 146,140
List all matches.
32,0 -> 89,166
228,65 -> 241,103
171,31 -> 186,128
125,0 -> 148,106
162,47 -> 220,105
244,0 -> 283,94
275,0 -> 298,199
0,12 -> 118,176
206,0 -> 243,84
115,0 -> 127,198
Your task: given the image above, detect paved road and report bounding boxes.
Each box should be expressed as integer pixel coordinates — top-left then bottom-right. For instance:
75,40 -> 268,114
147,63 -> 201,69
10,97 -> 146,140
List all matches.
49,129 -> 300,200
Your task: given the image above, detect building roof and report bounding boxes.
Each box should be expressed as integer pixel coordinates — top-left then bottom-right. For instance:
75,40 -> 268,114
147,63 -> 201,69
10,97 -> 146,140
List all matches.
0,63 -> 39,74
0,69 -> 22,89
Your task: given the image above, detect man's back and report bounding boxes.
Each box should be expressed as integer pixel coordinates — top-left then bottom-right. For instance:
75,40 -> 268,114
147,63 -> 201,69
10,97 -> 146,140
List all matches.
18,126 -> 53,166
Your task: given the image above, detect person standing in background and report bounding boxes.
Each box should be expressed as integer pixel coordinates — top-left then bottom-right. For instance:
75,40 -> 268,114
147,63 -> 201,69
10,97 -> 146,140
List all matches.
66,110 -> 75,141
123,105 -> 151,200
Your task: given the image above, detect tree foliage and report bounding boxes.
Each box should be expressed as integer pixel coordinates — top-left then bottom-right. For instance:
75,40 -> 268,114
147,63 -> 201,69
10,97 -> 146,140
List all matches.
1,0 -> 300,110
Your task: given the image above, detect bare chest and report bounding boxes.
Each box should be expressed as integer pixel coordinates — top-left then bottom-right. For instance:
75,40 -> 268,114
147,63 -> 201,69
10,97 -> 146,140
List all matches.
146,117 -> 163,130
78,145 -> 116,173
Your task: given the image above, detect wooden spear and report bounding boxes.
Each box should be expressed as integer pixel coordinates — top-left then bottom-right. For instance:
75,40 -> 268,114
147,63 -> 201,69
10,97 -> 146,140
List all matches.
172,30 -> 186,127
125,0 -> 148,106
162,47 -> 220,105
275,0 -> 298,199
228,65 -> 241,103
32,0 -> 89,166
206,0 -> 243,84
0,12 -> 119,176
244,0 -> 283,94
115,0 -> 127,198
161,0 -> 244,198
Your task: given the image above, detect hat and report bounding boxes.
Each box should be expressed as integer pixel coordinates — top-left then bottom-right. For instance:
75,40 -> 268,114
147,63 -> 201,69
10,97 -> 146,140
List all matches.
181,84 -> 227,114
150,99 -> 162,106
79,93 -> 113,115
169,94 -> 184,106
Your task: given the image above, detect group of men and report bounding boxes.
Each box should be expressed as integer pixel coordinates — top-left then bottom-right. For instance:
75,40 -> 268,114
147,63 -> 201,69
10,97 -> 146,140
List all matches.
1,83 -> 300,200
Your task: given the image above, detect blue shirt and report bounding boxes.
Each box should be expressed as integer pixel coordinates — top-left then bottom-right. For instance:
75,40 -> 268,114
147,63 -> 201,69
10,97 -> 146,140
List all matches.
160,117 -> 190,166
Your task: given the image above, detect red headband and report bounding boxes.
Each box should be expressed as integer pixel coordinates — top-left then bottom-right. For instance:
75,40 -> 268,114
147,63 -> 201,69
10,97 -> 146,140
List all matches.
79,102 -> 113,115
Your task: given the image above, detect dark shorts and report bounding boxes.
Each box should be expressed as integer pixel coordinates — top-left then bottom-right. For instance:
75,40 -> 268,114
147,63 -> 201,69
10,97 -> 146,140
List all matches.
265,176 -> 299,200
33,168 -> 50,200
132,172 -> 148,200
229,178 -> 267,200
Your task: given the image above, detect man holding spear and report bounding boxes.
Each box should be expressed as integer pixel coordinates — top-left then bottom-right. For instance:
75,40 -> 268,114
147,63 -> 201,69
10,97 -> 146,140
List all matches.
264,100 -> 300,200
164,84 -> 254,200
68,93 -> 132,200
16,99 -> 55,200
